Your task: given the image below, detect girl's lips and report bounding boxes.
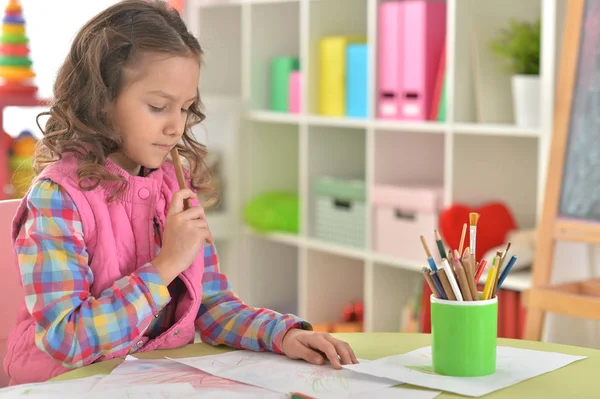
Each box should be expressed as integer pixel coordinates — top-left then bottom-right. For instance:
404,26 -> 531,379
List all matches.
153,144 -> 174,150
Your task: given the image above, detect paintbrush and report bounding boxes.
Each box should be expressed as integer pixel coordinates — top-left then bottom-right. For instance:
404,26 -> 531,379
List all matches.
501,241 -> 512,262
469,212 -> 480,259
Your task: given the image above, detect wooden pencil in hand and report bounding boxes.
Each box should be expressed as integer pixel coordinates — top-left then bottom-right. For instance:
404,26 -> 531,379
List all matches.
170,147 -> 191,210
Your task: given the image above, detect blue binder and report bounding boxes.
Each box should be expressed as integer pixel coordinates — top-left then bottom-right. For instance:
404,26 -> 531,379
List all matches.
345,44 -> 368,118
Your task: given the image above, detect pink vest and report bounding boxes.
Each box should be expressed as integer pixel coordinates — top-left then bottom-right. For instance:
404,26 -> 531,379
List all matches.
3,154 -> 204,385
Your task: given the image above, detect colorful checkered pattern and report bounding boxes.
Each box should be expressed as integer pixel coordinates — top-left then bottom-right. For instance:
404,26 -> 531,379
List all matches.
197,243 -> 311,354
15,179 -> 310,367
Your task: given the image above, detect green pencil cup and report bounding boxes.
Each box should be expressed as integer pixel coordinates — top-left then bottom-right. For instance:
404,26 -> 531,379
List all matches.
430,294 -> 497,377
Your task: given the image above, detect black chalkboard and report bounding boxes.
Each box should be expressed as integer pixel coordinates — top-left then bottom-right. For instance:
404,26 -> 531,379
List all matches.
559,0 -> 600,221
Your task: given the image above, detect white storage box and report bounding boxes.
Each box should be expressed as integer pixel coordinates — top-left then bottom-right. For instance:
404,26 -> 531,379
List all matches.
314,176 -> 366,248
373,184 -> 444,262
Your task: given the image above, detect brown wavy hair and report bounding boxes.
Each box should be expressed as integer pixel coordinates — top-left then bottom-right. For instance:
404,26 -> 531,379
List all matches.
34,0 -> 213,202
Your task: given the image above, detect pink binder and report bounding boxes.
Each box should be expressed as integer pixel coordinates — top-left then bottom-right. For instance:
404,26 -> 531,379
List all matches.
400,0 -> 446,120
377,2 -> 403,119
289,71 -> 302,114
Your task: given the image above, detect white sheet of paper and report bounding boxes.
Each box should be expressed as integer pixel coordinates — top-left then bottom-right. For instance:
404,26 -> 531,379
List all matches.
91,355 -> 281,398
167,350 -> 401,398
81,383 -> 196,398
349,386 -> 440,399
0,375 -> 104,398
342,346 -> 587,397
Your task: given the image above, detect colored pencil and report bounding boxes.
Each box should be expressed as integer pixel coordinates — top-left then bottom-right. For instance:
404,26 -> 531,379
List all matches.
461,252 -> 479,300
437,269 -> 456,300
453,258 -> 473,301
496,255 -> 517,294
482,256 -> 499,300
420,235 -> 438,271
491,250 -> 504,295
462,248 -> 472,275
430,270 -> 447,300
434,230 -> 447,260
474,259 -> 487,285
458,223 -> 467,255
440,257 -> 463,301
422,267 -> 440,298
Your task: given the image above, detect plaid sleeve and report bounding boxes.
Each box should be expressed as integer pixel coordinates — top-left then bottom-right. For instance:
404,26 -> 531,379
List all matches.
195,244 -> 312,354
15,179 -> 172,368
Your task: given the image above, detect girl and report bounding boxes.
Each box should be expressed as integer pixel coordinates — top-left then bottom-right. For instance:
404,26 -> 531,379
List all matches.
4,0 -> 357,385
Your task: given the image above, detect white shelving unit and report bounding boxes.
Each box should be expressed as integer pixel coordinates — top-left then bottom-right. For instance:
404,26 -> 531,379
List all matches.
185,0 -> 562,332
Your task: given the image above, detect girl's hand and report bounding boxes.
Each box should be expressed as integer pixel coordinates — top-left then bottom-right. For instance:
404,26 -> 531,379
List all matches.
281,329 -> 359,369
152,189 -> 213,284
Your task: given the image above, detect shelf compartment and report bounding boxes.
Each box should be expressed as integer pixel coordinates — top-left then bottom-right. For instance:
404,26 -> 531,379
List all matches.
244,236 -> 299,315
193,95 -> 243,216
307,0 -> 368,116
196,5 -> 242,96
304,249 -> 364,328
374,119 -> 447,133
371,263 -> 423,332
242,122 -> 300,236
373,0 -> 447,123
249,0 -> 301,111
452,134 -> 538,229
243,122 -> 299,199
307,126 -> 367,248
453,0 -> 541,124
373,130 -> 445,187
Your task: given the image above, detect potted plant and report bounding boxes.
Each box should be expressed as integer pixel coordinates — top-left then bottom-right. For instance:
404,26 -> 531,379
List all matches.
490,19 -> 541,128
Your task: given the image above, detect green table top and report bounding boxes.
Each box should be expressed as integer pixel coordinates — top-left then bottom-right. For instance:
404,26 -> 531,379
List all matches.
51,333 -> 600,398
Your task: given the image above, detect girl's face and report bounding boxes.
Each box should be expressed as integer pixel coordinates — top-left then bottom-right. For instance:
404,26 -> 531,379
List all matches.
110,52 -> 200,176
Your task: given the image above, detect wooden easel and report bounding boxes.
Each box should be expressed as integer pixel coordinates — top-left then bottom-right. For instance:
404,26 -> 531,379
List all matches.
524,0 -> 600,341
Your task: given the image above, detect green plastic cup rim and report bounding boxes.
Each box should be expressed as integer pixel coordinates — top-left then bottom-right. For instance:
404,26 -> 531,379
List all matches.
430,294 -> 498,306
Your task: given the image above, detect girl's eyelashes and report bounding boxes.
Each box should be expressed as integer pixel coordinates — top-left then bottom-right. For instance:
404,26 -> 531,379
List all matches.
148,105 -> 190,113
149,105 -> 165,112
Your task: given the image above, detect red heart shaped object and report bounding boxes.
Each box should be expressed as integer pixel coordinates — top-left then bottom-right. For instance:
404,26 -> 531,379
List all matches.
438,202 -> 518,262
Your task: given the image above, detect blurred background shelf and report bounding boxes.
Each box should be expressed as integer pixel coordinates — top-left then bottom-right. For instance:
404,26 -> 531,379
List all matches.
184,0 -> 560,334
247,111 -> 302,124
453,123 -> 541,138
247,227 -> 531,292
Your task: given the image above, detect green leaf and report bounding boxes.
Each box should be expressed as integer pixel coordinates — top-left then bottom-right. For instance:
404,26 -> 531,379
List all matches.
489,18 -> 540,75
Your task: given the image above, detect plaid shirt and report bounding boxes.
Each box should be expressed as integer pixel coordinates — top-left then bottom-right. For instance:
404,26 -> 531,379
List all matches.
15,179 -> 310,367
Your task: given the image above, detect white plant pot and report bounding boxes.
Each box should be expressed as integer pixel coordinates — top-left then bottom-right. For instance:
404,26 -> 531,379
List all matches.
512,74 -> 540,128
